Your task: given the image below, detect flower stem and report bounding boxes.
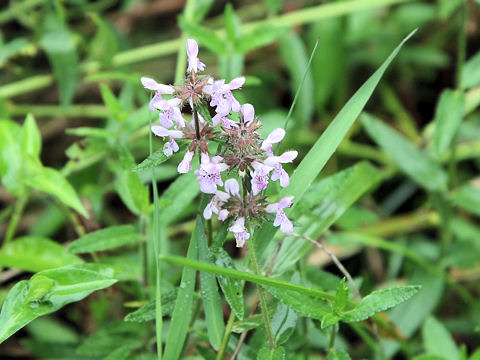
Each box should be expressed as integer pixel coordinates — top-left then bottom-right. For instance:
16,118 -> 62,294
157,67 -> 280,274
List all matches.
216,311 -> 235,360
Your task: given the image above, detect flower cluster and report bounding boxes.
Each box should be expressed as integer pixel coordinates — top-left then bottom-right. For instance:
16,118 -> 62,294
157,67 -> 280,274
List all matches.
141,39 -> 297,247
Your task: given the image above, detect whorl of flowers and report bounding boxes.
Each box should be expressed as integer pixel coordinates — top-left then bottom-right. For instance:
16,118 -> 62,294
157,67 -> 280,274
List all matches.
141,39 -> 297,248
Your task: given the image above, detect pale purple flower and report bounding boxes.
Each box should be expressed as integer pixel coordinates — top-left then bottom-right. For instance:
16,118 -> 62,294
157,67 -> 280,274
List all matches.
212,113 -> 237,128
228,217 -> 250,248
241,103 -> 255,124
225,178 -> 240,196
204,190 -> 230,220
151,125 -> 183,156
141,77 -> 174,111
195,156 -> 229,194
157,98 -> 186,128
261,128 -> 285,156
264,151 -> 298,187
186,39 -> 205,73
203,77 -> 245,115
178,150 -> 194,174
266,196 -> 294,233
250,161 -> 273,195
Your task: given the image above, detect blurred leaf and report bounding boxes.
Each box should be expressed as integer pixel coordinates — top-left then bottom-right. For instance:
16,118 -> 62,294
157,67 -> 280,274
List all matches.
271,302 -> 297,346
192,0 -> 215,23
255,29 -> 416,257
411,355 -> 446,360
23,166 -> 88,217
451,184 -> 480,217
237,25 -> 289,53
341,286 -> 420,322
437,0 -> 463,19
279,33 -> 314,126
422,316 -> 459,360
0,236 -> 82,272
433,89 -> 465,158
179,16 -> 227,54
40,14 -> 78,106
0,120 -> 24,196
21,114 -> 41,159
124,290 -> 178,322
88,13 -> 118,67
68,225 -> 140,254
198,216 -> 225,350
327,350 -> 352,360
461,51 -> 480,90
0,36 -> 30,67
0,264 -> 116,344
100,83 -> 126,122
163,220 -> 199,360
362,113 -> 448,192
66,127 -> 117,138
26,317 -> 78,344
213,248 -> 245,320
258,346 -> 285,360
224,3 -> 241,45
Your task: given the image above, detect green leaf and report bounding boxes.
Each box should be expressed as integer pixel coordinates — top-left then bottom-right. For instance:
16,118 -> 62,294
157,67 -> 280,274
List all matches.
100,83 -> 126,122
0,120 -> 24,196
68,225 -> 140,254
327,350 -> 352,360
341,286 -> 421,322
23,166 -> 88,217
0,236 -> 83,272
197,216 -> 225,350
124,290 -> 178,322
255,29 -> 416,257
213,248 -> 244,320
163,221 -> 199,360
232,315 -> 263,333
321,313 -> 341,329
461,50 -> 480,90
21,114 -> 41,159
279,33 -> 314,126
362,113 -> 447,192
66,127 -> 118,138
0,264 -> 116,343
178,16 -> 227,54
236,25 -> 289,53
422,316 -> 459,360
257,346 -> 285,360
132,146 -> 183,172
88,13 -> 118,67
433,89 -> 465,157
451,184 -> 480,216
40,14 -> 78,106
270,302 -> 297,345
192,0 -> 215,23
334,278 -> 349,312
224,3 -> 241,45
197,101 -> 213,125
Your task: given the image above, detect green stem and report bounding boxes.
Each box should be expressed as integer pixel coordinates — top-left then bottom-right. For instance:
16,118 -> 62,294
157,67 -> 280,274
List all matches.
216,311 -> 236,360
328,325 -> 336,350
3,194 -> 27,247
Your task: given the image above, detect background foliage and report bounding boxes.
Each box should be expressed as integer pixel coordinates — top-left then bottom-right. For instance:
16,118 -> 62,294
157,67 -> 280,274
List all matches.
1,0 -> 480,359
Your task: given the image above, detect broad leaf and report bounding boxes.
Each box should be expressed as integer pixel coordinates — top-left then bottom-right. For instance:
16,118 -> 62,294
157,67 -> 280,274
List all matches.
0,264 -> 116,343
258,346 -> 285,360
68,225 -> 140,254
362,113 -> 447,192
0,236 -> 83,272
422,316 -> 459,360
341,286 -> 421,322
270,302 -> 297,346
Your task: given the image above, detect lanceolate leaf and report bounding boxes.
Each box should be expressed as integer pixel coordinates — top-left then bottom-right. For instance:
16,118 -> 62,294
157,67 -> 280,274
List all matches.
0,236 -> 83,272
68,225 -> 140,254
450,184 -> 480,217
341,286 -> 421,323
362,113 -> 447,192
422,316 -> 460,360
124,290 -> 178,322
255,29 -> 416,257
132,144 -> 186,172
0,264 -> 116,344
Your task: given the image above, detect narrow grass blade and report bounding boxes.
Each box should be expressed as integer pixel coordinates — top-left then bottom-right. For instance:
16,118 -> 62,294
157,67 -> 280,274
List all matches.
163,224 -> 199,360
255,29 -> 416,257
197,216 -> 225,350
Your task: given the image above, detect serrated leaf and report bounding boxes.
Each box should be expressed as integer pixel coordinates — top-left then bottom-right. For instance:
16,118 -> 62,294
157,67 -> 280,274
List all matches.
341,286 -> 421,323
362,113 -> 447,192
257,346 -> 285,360
124,290 -> 178,322
198,216 -> 225,350
422,316 -> 460,360
178,17 -> 227,54
321,313 -> 340,329
433,89 -> 465,157
68,225 -> 140,254
213,248 -> 244,320
21,114 -> 41,159
132,147 -> 176,172
236,25 -> 289,53
0,264 -> 116,344
334,278 -> 349,312
0,236 -> 83,272
23,166 -> 88,217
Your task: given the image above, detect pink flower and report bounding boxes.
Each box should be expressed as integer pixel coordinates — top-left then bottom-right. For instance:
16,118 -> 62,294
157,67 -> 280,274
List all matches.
264,151 -> 298,187
212,113 -> 237,128
140,77 -> 174,111
195,156 -> 229,194
203,77 -> 245,115
151,125 -> 183,156
178,150 -> 194,174
228,217 -> 250,248
241,103 -> 255,124
266,196 -> 294,233
250,161 -> 273,195
157,98 -> 185,128
186,39 -> 205,73
204,190 -> 230,220
261,128 -> 285,156
224,178 -> 240,197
